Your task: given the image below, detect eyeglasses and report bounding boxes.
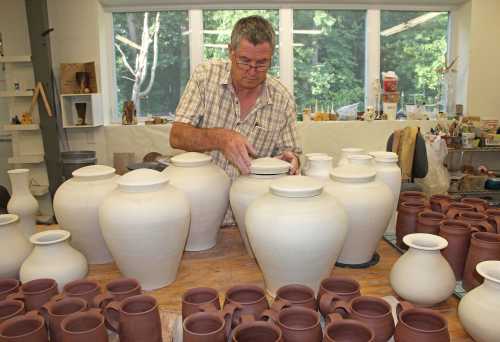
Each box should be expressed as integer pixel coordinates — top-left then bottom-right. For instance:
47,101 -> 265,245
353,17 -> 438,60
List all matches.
236,60 -> 270,72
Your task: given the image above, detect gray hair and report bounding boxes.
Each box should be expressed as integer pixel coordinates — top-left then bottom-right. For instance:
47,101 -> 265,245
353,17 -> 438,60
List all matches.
230,16 -> 276,52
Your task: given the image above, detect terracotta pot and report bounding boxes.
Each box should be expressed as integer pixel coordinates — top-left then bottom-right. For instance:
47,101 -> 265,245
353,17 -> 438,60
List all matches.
163,152 -> 230,251
0,300 -> 24,324
439,220 -> 471,280
459,260 -> 500,342
318,276 -> 361,317
182,287 -> 221,321
398,191 -> 428,209
333,296 -> 394,342
458,211 -> 495,233
390,234 -> 455,306
0,280 -> 21,301
93,278 -> 141,309
104,294 -> 161,341
461,197 -> 489,212
247,176 -> 348,295
271,284 -> 316,311
304,154 -> 333,184
224,285 -> 269,327
430,194 -> 453,213
463,232 -> 500,291
261,307 -> 322,342
416,211 -> 445,235
183,311 -> 229,342
396,201 -> 426,249
232,315 -> 282,342
337,148 -> 365,167
486,208 -> 500,233
20,230 -> 88,291
0,311 -> 48,342
60,308 -> 108,342
230,158 -> 289,258
395,302 -> 449,342
0,214 -> 32,279
7,169 -> 39,238
41,297 -> 87,342
445,202 -> 475,219
7,279 -> 58,311
52,279 -> 101,306
324,313 -> 375,342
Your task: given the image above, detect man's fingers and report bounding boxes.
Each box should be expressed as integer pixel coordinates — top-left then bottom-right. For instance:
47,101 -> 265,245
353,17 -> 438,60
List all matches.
238,143 -> 252,168
244,140 -> 257,157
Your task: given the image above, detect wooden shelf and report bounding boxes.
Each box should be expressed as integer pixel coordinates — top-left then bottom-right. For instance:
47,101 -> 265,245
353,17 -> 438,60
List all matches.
64,124 -> 103,129
0,55 -> 31,63
448,146 -> 500,152
8,155 -> 44,164
3,124 -> 39,131
61,93 -> 99,97
0,90 -> 33,97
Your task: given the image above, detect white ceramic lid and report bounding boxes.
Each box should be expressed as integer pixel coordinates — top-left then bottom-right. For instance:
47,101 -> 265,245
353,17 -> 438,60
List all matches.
309,154 -> 333,161
73,165 -> 116,178
117,168 -> 169,188
250,157 -> 290,175
330,164 -> 376,183
171,152 -> 212,167
270,176 -> 323,198
369,151 -> 398,162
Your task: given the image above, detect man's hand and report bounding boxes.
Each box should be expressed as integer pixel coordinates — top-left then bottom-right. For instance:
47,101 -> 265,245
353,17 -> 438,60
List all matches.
218,129 -> 257,175
276,151 -> 300,175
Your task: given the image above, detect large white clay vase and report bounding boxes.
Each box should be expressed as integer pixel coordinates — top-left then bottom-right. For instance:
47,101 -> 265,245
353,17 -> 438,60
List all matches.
0,214 -> 32,278
7,169 -> 38,238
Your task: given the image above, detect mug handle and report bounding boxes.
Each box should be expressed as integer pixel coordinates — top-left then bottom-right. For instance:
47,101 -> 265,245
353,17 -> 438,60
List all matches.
446,208 -> 459,219
331,300 -> 351,318
218,302 -> 241,338
488,216 -> 500,234
25,310 -> 42,319
6,291 -> 24,301
270,299 -> 291,313
438,199 -> 450,213
104,301 -> 121,333
93,293 -> 114,309
396,301 -> 414,318
260,309 -> 279,323
319,292 -> 342,316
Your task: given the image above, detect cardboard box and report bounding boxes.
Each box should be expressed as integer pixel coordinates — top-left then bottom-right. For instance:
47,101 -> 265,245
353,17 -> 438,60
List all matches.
60,62 -> 98,94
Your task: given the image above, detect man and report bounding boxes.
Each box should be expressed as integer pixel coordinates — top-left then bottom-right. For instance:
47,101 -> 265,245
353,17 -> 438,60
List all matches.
170,15 -> 301,180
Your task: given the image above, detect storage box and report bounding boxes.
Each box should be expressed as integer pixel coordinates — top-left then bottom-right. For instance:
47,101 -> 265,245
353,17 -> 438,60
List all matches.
60,62 -> 98,94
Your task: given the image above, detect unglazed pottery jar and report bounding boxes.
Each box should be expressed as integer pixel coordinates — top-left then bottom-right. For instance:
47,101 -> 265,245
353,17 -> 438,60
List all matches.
99,169 -> 190,290
390,233 -> 455,306
439,220 -> 471,280
0,214 -> 31,279
302,153 -> 328,174
53,165 -> 119,264
0,310 -> 48,342
395,302 -> 450,342
445,202 -> 475,219
463,232 -> 500,291
457,211 -> 495,233
337,147 -> 365,166
246,176 -> 348,296
461,197 -> 489,212
486,208 -> 500,233
396,201 -> 427,249
20,230 -> 87,291
459,260 -> 500,342
416,211 -> 445,235
303,154 -> 333,184
163,152 -> 230,251
324,160 -> 393,265
230,158 -> 289,258
398,191 -> 428,209
7,169 -> 38,238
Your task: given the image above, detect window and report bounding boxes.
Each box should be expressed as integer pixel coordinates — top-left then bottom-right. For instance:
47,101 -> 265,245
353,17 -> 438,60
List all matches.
293,10 -> 366,113
203,10 -> 280,76
381,11 -> 449,112
112,11 -> 189,118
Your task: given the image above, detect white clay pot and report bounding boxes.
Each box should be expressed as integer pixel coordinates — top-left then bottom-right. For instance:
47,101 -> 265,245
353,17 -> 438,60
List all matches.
301,153 -> 328,174
163,152 -> 230,251
230,158 -> 290,258
324,156 -> 393,265
0,214 -> 32,278
303,154 -> 333,184
7,169 -> 39,238
390,233 -> 456,306
20,230 -> 88,291
337,148 -> 365,166
459,260 -> 500,342
99,169 -> 190,290
246,176 -> 348,296
53,165 -> 119,264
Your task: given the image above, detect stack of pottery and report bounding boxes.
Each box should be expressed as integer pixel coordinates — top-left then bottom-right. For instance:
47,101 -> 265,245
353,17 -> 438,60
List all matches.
163,152 -> 230,251
324,155 -> 393,266
337,147 -> 365,166
439,219 -> 471,280
303,153 -> 333,184
7,169 -> 38,238
230,157 -> 290,258
462,232 -> 500,291
53,165 -> 119,264
0,214 -> 32,278
99,168 -> 190,290
246,176 -> 348,295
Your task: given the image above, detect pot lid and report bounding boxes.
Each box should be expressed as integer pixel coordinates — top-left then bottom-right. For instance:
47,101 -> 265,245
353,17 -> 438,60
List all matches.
369,151 -> 398,162
330,164 -> 376,183
73,165 -> 116,178
347,154 -> 373,165
170,152 -> 212,167
270,176 -> 323,198
309,154 -> 333,161
117,168 -> 169,188
250,157 -> 290,175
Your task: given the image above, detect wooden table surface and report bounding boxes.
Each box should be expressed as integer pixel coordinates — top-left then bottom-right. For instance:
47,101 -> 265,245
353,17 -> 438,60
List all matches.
55,226 -> 472,341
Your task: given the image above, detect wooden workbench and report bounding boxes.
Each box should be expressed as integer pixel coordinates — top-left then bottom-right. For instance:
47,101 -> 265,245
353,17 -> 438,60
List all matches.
71,227 -> 472,341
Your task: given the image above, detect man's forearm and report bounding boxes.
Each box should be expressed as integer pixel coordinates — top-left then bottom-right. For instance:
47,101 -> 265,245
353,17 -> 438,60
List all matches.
170,122 -> 223,152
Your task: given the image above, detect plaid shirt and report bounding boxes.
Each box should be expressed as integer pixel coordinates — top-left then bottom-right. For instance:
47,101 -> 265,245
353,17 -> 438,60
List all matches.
175,60 -> 302,181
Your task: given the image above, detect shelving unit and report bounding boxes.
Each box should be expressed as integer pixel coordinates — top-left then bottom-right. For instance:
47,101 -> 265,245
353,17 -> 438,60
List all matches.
7,154 -> 44,164
0,55 -> 31,63
0,90 -> 33,97
60,93 -> 103,128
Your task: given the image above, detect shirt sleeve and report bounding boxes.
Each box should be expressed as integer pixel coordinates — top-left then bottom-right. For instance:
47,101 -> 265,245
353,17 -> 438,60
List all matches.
174,65 -> 205,127
274,99 -> 302,156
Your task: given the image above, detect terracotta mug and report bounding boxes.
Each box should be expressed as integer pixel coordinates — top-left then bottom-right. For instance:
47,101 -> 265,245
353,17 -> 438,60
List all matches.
461,197 -> 489,212
396,201 -> 427,249
261,306 -> 322,342
53,279 -> 101,306
93,278 -> 141,309
183,311 -> 230,342
486,208 -> 500,233
0,310 -> 48,342
430,194 -> 453,213
104,294 -> 161,342
224,284 -> 269,327
445,202 -> 475,219
182,287 -> 221,320
416,211 -> 445,235
439,220 -> 472,281
463,232 -> 500,291
7,279 -> 58,311
41,297 -> 87,342
398,191 -> 428,209
0,300 -> 25,324
394,302 -> 449,342
0,280 -> 21,301
324,313 -> 375,342
232,315 -> 282,342
318,276 -> 361,317
60,308 -> 108,342
458,211 -> 495,233
271,284 -> 316,311
333,296 -> 394,342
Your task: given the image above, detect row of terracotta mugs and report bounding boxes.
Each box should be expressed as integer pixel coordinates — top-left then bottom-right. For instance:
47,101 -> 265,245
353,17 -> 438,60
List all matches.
182,276 -> 451,342
0,277 -> 162,342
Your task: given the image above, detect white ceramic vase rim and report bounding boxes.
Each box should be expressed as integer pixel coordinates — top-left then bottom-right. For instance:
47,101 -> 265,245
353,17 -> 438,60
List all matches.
270,175 -> 323,198
7,168 -> 30,175
72,165 -> 116,179
330,164 -> 376,183
403,233 -> 448,251
476,260 -> 500,284
369,151 -> 399,163
0,214 -> 19,227
170,152 -> 212,168
30,229 -> 71,245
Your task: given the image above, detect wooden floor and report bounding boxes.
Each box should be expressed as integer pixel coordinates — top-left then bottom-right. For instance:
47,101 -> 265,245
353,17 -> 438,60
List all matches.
49,226 -> 472,341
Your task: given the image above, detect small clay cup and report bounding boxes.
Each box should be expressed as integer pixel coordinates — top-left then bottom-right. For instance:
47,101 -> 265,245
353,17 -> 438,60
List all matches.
224,285 -> 269,327
398,191 -> 428,209
318,276 -> 361,317
0,310 -> 48,342
232,315 -> 282,342
461,197 -> 489,212
0,280 -> 21,301
60,308 -> 108,342
458,211 -> 495,233
463,232 -> 500,291
430,194 -> 453,213
396,201 -> 427,249
416,211 -> 445,235
486,208 -> 500,233
0,300 -> 25,324
271,284 -> 316,311
93,278 -> 141,309
445,202 -> 475,219
53,279 -> 101,307
41,297 -> 87,342
439,220 -> 471,280
261,306 -> 322,342
182,287 -> 220,320
324,313 -> 375,342
183,311 -> 234,342
7,279 -> 58,311
394,302 -> 449,342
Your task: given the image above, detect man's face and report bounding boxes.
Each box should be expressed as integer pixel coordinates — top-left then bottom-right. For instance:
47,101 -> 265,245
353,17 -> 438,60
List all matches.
229,38 -> 273,90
